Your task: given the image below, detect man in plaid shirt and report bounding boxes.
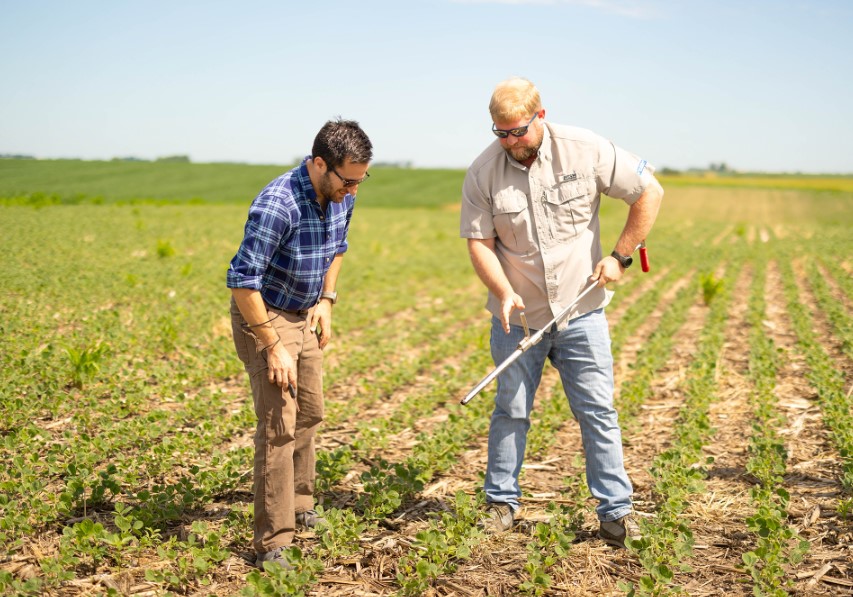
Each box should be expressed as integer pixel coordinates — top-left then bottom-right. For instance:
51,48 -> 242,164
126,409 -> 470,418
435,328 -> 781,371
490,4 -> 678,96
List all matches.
227,119 -> 372,570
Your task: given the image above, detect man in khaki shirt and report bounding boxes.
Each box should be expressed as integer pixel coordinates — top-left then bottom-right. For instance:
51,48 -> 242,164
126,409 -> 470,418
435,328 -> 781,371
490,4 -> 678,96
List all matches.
460,77 -> 663,548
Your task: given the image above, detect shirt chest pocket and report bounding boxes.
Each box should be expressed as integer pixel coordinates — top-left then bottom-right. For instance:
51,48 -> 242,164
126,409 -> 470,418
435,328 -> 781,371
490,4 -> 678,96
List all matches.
492,190 -> 535,254
543,179 -> 593,242
327,221 -> 344,246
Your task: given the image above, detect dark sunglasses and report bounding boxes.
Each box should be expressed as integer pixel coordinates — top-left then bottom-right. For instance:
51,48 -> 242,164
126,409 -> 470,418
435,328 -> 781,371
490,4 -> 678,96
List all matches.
492,112 -> 539,139
330,167 -> 370,188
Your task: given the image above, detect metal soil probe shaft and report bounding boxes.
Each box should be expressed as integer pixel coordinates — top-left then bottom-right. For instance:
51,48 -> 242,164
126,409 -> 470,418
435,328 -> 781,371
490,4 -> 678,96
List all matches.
460,280 -> 599,405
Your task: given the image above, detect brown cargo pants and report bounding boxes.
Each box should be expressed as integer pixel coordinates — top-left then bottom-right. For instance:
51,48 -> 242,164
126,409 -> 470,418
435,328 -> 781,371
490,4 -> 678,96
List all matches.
230,297 -> 324,554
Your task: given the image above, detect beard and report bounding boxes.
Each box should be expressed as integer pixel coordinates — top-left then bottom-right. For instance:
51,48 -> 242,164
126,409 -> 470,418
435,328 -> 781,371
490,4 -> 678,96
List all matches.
506,145 -> 539,163
318,172 -> 336,201
503,127 -> 543,163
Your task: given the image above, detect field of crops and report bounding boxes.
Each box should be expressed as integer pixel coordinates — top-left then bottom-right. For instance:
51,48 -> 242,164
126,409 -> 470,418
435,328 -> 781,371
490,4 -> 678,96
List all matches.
1,160 -> 851,596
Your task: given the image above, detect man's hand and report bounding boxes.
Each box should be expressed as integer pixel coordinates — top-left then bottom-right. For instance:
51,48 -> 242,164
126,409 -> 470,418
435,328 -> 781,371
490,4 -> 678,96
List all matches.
468,238 -> 525,333
591,256 -> 625,287
266,341 -> 297,392
499,292 -> 526,334
311,300 -> 333,349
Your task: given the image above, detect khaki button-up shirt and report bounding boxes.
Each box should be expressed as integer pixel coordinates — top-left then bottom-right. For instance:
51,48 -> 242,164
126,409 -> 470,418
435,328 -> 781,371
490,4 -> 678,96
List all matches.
460,122 -> 655,330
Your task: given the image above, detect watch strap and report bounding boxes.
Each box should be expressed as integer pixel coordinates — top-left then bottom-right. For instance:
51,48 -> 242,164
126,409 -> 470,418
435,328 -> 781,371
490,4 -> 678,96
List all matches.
610,250 -> 633,268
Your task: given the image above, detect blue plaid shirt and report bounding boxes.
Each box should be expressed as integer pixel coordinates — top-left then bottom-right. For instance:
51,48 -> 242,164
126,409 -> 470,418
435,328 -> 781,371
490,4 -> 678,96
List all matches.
226,158 -> 354,310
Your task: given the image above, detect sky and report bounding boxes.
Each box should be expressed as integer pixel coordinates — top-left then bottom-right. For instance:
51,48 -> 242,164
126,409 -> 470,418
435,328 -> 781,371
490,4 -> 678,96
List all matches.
1,0 -> 852,174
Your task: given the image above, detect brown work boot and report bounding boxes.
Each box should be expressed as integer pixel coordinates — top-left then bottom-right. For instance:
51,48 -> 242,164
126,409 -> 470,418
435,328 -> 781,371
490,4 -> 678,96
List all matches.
254,545 -> 294,570
598,514 -> 641,548
481,502 -> 514,533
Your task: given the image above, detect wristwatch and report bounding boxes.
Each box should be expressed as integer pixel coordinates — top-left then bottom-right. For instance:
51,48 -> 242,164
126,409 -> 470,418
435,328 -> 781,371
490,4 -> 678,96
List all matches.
610,250 -> 633,269
320,291 -> 338,305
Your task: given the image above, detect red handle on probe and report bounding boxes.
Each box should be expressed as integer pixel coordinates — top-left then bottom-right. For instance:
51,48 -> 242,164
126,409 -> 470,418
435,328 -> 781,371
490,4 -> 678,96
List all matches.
639,246 -> 650,272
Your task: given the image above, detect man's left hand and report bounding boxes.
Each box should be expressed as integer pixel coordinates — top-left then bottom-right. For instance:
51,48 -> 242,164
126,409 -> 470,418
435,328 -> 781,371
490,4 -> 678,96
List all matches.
311,300 -> 333,349
591,256 -> 624,287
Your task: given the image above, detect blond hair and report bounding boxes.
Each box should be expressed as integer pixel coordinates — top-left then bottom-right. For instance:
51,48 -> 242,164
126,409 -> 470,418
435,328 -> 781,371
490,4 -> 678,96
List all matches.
489,77 -> 541,123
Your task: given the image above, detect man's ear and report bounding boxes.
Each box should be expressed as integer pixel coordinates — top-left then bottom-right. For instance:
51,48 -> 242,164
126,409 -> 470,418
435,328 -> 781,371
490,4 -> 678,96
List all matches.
313,156 -> 327,173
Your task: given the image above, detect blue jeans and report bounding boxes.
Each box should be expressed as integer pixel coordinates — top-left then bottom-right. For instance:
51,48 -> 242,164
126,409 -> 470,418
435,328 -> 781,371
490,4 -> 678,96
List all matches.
484,309 -> 633,522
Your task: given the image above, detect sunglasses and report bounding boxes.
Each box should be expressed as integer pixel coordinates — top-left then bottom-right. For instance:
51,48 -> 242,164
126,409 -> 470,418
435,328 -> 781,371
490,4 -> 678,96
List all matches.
329,167 -> 370,188
492,112 -> 539,139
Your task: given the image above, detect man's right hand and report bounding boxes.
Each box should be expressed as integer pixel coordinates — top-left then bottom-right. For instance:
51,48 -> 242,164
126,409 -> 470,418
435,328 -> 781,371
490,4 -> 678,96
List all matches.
266,341 -> 297,393
467,239 -> 526,334
499,292 -> 526,334
231,288 -> 298,396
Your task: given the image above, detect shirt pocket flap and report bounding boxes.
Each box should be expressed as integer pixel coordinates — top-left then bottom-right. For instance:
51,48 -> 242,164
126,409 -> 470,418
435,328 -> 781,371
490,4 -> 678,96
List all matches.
492,189 -> 528,214
546,180 -> 586,205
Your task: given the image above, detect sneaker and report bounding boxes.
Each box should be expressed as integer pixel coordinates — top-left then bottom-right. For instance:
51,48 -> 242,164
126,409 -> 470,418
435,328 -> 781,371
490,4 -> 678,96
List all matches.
295,509 -> 325,529
598,514 -> 641,548
254,545 -> 293,570
481,502 -> 514,534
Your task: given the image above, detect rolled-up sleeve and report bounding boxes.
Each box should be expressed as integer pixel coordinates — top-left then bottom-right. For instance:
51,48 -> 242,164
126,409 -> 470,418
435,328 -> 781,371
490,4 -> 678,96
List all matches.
226,193 -> 291,289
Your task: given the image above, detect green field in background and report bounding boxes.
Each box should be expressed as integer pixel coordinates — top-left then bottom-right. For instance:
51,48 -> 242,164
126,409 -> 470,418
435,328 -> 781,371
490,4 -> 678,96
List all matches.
0,159 -> 466,208
1,159 -> 852,208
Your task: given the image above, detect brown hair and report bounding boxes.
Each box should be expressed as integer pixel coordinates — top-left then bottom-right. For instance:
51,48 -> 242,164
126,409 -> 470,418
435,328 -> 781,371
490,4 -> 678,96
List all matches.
312,118 -> 373,169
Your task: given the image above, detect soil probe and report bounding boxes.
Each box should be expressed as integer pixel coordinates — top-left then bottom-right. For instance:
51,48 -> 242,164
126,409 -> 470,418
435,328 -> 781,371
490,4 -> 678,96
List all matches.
460,280 -> 598,405
461,242 -> 650,405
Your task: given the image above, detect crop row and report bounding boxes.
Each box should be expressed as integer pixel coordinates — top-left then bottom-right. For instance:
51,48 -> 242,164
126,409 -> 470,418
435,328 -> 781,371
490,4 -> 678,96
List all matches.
777,255 -> 853,497
741,257 -> 810,595
625,251 -> 739,595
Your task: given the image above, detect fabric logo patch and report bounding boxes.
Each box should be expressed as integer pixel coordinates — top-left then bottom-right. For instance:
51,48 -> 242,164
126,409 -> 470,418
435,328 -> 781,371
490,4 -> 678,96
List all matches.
636,160 -> 647,175
561,172 -> 578,182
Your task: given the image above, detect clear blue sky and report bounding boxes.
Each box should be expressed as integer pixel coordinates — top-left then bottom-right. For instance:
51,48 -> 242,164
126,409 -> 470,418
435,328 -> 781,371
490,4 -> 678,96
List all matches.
2,0 -> 852,173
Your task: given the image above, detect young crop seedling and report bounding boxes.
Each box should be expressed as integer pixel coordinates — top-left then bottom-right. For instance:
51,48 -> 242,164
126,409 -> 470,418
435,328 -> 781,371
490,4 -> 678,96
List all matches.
699,272 -> 724,306
156,238 -> 176,258
242,546 -> 322,597
64,341 -> 109,389
519,502 -> 577,596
